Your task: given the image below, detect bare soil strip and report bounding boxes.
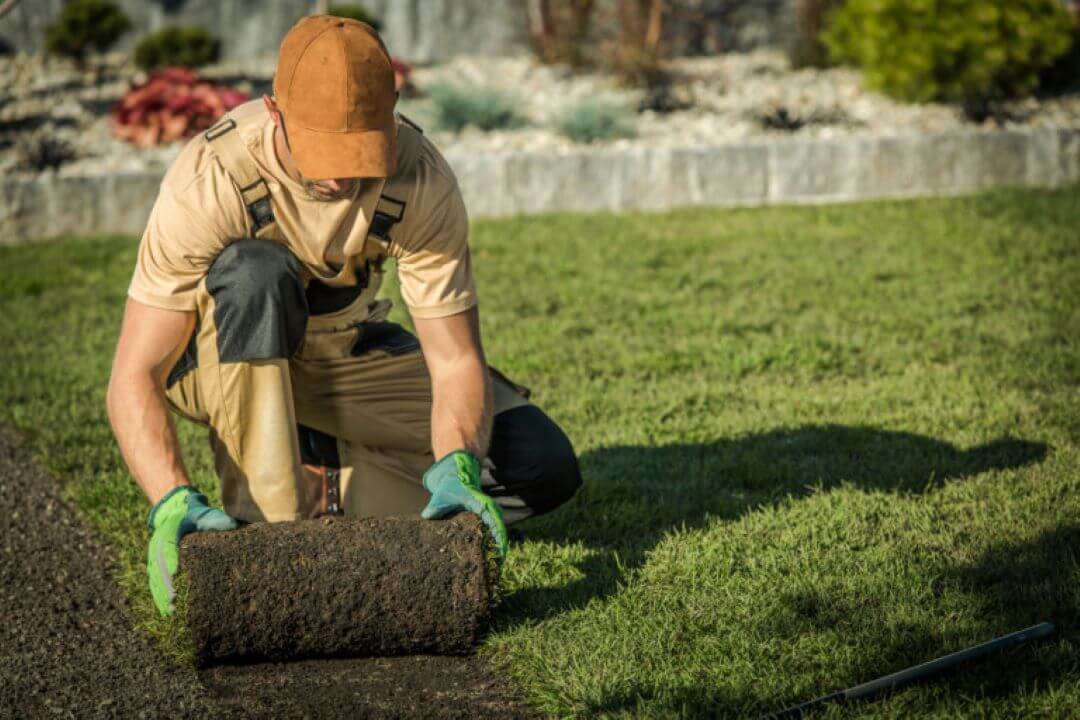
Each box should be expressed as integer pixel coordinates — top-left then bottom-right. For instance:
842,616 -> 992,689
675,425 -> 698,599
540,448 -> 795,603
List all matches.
0,427 -> 532,719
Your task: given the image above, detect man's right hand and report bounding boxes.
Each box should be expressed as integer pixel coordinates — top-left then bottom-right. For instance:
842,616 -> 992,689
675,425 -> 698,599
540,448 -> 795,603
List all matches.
147,486 -> 238,616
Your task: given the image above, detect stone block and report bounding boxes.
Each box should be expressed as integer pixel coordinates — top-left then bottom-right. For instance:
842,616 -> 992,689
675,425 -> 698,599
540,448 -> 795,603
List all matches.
102,173 -> 163,236
1025,129 -> 1062,187
913,132 -> 971,193
1059,129 -> 1080,186
611,148 -> 674,212
768,137 -> 860,203
961,131 -> 1029,190
53,176 -> 106,238
669,144 -> 769,207
851,135 -> 929,198
501,151 -> 627,216
0,176 -> 47,245
446,154 -> 510,219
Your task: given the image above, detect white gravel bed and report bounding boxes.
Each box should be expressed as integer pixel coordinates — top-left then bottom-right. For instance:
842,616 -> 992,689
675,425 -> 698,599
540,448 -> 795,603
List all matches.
2,50 -> 1078,178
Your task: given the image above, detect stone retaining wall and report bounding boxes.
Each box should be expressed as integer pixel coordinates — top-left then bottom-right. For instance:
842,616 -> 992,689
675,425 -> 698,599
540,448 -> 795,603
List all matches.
2,128 -> 1077,244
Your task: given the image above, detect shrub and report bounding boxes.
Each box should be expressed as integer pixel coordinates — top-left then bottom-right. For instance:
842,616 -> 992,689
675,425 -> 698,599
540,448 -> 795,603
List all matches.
14,132 -> 77,172
44,0 -> 131,66
134,27 -> 220,71
427,83 -> 525,133
753,104 -> 852,132
110,67 -> 249,147
554,99 -> 636,143
823,0 -> 1074,105
1039,4 -> 1080,94
327,4 -> 382,30
608,0 -> 666,81
525,0 -> 673,94
525,0 -> 597,67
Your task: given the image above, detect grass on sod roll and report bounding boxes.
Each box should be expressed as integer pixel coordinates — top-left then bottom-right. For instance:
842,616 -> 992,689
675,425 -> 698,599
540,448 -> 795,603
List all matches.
0,185 -> 1078,718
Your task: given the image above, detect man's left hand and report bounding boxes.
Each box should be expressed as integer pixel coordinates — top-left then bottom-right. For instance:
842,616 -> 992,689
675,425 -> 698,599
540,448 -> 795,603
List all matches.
421,450 -> 508,559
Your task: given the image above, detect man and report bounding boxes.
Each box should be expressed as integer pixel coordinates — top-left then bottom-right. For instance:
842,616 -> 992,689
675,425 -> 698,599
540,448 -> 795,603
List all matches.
106,15 -> 582,616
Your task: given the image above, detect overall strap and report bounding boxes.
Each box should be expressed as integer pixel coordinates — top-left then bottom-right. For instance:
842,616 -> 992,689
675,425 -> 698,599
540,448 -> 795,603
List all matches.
362,194 -> 406,270
360,112 -> 423,269
203,118 -> 277,240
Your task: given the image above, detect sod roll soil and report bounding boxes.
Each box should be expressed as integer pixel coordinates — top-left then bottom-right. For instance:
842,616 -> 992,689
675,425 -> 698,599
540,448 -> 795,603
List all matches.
181,513 -> 496,667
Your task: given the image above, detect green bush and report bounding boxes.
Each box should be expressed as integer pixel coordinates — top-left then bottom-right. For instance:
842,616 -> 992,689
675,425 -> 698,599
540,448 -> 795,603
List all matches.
44,0 -> 131,66
554,99 -> 636,144
134,27 -> 220,71
427,83 -> 525,133
823,0 -> 1074,104
328,4 -> 382,31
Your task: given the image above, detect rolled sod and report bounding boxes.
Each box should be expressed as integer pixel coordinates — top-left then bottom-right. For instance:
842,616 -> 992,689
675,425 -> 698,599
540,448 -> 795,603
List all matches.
180,514 -> 497,668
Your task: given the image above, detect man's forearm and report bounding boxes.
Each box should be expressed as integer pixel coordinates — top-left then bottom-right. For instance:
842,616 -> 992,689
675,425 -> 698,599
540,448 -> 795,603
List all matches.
106,372 -> 191,505
430,362 -> 494,460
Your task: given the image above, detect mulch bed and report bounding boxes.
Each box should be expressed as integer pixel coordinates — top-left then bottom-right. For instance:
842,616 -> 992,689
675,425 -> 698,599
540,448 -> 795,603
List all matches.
0,426 -> 533,719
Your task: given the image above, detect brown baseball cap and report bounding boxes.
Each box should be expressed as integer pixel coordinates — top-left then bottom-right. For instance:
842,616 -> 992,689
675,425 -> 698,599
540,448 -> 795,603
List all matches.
273,15 -> 397,180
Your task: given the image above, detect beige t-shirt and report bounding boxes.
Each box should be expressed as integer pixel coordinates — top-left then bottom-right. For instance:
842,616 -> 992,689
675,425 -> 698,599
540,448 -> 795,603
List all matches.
128,100 -> 476,320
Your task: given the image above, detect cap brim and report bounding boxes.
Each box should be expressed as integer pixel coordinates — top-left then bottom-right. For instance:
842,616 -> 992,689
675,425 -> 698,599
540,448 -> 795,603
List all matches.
288,123 -> 398,180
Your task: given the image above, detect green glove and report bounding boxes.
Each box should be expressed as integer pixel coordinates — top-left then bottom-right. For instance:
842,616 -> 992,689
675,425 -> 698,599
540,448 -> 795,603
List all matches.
421,450 -> 508,559
147,485 -> 238,616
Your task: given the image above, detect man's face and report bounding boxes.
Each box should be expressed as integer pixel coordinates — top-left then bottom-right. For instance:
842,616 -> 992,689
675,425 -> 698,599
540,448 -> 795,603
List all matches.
302,177 -> 358,202
264,95 -> 364,202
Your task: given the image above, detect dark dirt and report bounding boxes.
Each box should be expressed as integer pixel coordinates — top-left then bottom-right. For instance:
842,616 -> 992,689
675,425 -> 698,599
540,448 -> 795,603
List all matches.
201,655 -> 532,719
0,427 -> 535,719
183,514 -> 494,666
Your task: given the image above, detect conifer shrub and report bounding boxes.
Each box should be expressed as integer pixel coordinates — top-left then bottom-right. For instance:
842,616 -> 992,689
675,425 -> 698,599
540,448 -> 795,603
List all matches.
823,0 -> 1074,105
134,27 -> 220,72
554,99 -> 636,143
428,83 -> 525,133
44,0 -> 131,66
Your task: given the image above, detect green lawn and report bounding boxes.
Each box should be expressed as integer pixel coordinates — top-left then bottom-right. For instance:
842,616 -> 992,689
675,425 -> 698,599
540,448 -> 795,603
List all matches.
1,185 -> 1078,718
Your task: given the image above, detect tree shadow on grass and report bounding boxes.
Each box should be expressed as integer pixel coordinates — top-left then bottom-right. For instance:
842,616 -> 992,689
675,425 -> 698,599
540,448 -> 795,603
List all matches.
751,525 -> 1080,718
501,425 -> 1058,716
501,425 -> 1053,717
936,524 -> 1080,699
503,424 -> 1046,626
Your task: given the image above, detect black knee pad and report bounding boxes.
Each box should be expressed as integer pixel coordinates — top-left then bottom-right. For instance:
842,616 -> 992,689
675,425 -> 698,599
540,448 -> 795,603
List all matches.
488,405 -> 582,517
206,239 -> 309,363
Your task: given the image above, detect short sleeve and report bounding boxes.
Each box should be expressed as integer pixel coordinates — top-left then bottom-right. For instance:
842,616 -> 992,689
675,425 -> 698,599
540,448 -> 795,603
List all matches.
127,184 -> 234,311
392,181 -> 477,319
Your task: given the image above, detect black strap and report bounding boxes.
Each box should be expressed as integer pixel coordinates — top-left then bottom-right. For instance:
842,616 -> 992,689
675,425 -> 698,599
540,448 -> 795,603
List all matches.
369,196 -> 406,243
247,193 -> 275,232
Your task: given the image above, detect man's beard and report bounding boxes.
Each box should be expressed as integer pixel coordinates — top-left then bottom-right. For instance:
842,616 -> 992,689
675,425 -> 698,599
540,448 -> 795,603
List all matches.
302,180 -> 357,202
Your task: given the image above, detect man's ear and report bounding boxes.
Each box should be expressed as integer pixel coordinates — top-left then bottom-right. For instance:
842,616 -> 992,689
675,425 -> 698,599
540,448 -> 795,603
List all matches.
262,94 -> 281,126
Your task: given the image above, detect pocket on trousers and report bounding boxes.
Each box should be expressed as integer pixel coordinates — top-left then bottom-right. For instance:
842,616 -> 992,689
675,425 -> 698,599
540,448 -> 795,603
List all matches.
295,325 -> 361,361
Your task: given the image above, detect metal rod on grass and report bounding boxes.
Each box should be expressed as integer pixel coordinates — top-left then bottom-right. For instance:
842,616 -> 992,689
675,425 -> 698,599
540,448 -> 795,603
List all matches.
759,622 -> 1055,720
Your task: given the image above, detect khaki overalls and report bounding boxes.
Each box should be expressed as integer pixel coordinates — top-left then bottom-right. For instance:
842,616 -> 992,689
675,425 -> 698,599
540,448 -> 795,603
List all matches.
163,116 -> 553,524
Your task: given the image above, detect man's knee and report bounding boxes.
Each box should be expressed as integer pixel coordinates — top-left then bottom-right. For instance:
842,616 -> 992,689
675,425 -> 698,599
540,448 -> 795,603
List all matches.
206,239 -> 308,363
488,404 -> 582,518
